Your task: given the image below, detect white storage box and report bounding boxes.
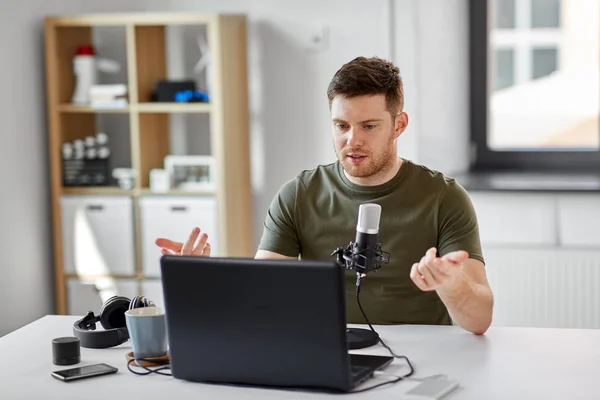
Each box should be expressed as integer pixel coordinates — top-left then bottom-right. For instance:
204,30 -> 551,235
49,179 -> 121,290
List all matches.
60,195 -> 136,276
67,278 -> 138,316
140,196 -> 218,277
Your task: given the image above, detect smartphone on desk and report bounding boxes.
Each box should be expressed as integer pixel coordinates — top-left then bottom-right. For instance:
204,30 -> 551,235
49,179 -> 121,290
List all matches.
51,363 -> 118,382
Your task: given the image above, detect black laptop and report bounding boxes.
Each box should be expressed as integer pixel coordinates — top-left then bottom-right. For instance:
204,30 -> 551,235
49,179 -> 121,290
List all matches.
160,255 -> 393,392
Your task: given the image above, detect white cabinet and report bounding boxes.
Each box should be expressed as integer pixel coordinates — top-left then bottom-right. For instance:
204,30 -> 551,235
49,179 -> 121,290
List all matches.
469,193 -> 557,246
466,190 -> 600,329
557,195 -> 600,247
60,195 -> 136,276
139,196 -> 218,277
67,278 -> 138,317
484,247 -> 600,329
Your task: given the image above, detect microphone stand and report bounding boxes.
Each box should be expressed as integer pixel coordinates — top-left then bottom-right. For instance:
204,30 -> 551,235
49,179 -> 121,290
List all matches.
346,272 -> 380,350
331,243 -> 390,350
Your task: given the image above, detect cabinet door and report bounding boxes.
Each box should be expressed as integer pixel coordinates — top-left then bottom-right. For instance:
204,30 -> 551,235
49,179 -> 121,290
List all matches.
67,278 -> 138,316
60,195 -> 136,276
557,195 -> 600,247
484,247 -> 600,329
468,193 -> 557,246
140,196 -> 218,277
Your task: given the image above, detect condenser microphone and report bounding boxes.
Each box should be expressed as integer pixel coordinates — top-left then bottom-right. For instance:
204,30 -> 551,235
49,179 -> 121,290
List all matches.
331,203 -> 389,276
353,204 -> 382,274
331,203 -> 390,350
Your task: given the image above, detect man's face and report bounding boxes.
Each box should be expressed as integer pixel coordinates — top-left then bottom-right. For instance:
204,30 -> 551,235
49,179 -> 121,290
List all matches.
331,94 -> 405,179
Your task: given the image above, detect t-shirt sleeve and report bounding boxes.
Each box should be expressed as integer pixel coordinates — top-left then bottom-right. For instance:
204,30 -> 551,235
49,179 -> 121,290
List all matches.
437,180 -> 485,264
257,178 -> 301,257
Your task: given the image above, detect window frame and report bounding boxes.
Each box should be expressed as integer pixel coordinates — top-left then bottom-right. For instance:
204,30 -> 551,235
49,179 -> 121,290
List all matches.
469,0 -> 600,172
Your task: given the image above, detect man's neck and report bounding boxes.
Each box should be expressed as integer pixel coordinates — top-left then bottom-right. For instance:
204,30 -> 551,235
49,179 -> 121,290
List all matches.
344,157 -> 403,187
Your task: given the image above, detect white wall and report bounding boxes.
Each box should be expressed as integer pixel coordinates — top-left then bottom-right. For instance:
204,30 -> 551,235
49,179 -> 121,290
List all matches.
0,0 -> 470,336
414,0 -> 470,174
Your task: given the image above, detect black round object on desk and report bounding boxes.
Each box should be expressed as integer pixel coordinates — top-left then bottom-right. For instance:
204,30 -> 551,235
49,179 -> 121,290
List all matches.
347,328 -> 379,349
52,337 -> 81,365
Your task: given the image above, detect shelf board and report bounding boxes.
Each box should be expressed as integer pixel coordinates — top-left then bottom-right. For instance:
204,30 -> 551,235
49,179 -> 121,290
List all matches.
61,187 -> 215,196
58,103 -> 211,113
65,274 -> 165,281
62,187 -> 134,195
58,104 -> 130,113
138,188 -> 216,196
48,13 -> 216,27
64,273 -> 139,280
136,103 -> 212,113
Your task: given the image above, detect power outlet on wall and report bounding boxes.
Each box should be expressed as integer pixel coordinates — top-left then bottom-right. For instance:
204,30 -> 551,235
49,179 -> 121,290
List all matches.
301,24 -> 329,53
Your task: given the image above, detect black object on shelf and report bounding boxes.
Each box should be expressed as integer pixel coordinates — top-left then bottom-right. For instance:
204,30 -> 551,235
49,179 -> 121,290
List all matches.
152,80 -> 197,102
152,80 -> 209,103
62,158 -> 110,186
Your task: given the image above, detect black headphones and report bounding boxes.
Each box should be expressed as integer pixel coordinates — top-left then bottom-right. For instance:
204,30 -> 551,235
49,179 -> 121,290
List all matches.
73,295 -> 155,349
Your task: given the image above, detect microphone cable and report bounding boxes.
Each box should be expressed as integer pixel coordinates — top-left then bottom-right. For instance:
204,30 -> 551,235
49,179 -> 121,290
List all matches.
349,274 -> 415,393
127,358 -> 172,376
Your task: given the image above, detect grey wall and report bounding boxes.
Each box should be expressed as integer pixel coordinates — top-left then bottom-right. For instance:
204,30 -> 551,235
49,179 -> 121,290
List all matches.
0,0 -> 469,336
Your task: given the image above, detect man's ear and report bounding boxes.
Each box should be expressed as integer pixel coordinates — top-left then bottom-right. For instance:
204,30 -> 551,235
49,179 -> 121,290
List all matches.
394,111 -> 409,138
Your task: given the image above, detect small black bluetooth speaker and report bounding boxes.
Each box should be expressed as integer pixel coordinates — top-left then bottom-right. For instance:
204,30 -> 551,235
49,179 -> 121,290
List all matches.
52,337 -> 81,366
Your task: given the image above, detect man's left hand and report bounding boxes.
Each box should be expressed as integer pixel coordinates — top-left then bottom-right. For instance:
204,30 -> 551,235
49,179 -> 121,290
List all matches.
410,247 -> 469,292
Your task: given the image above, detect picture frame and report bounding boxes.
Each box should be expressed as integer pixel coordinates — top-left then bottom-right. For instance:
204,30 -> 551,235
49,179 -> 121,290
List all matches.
164,155 -> 216,192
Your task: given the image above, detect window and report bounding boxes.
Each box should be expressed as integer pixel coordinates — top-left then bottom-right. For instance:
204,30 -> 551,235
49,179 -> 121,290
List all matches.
469,0 -> 600,171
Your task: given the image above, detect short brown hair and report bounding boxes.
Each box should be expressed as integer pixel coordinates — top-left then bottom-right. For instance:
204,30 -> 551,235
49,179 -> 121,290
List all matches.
327,56 -> 404,116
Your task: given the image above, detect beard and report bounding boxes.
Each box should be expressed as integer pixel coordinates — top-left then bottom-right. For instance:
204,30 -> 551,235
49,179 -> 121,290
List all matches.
336,135 -> 397,179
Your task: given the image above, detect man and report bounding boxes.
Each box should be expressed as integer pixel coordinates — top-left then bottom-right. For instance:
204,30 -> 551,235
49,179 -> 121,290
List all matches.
156,57 -> 494,335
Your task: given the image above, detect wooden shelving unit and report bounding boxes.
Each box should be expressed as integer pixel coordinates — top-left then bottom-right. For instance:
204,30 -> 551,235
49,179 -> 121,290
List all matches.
44,13 -> 253,314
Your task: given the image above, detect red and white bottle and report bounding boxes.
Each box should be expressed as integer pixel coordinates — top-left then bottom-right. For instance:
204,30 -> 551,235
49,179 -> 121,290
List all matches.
71,45 -> 120,104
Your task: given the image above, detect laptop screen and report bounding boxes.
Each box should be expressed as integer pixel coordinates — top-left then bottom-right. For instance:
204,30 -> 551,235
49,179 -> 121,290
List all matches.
160,255 -> 354,391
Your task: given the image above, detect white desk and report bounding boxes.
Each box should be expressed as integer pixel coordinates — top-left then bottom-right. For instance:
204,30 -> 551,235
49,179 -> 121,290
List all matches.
1,316 -> 599,399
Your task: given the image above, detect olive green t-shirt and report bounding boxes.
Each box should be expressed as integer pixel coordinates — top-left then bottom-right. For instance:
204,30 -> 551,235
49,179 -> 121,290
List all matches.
257,159 -> 484,325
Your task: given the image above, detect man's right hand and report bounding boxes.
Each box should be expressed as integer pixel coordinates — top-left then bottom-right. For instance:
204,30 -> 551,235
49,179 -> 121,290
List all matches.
155,227 -> 211,257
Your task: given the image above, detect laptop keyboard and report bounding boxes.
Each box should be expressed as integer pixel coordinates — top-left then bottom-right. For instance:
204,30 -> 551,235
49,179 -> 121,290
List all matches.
350,364 -> 374,386
349,354 -> 395,388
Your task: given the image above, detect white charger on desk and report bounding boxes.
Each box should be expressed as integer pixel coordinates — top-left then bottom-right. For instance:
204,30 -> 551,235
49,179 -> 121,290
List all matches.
402,377 -> 459,399
374,371 -> 459,399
